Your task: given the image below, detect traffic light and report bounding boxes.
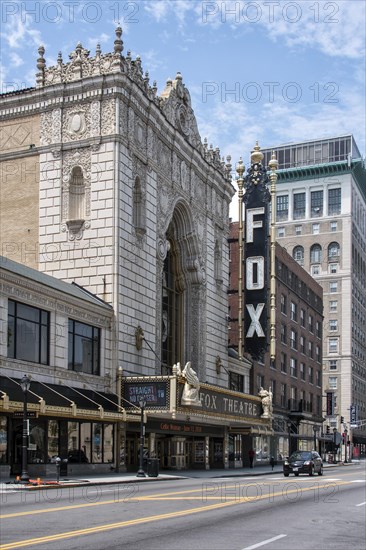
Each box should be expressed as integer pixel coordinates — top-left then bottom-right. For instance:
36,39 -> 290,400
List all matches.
326,425 -> 330,434
340,416 -> 344,424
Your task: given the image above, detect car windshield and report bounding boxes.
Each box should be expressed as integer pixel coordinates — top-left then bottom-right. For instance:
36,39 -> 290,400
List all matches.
290,452 -> 311,460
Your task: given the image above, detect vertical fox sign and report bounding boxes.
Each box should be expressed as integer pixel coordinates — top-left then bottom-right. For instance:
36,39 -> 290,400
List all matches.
243,144 -> 271,360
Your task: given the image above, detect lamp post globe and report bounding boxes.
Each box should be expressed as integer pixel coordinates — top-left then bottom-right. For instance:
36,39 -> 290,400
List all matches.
136,398 -> 147,477
20,375 -> 31,482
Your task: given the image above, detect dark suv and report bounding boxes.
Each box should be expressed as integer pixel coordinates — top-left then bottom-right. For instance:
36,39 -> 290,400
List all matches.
283,451 -> 323,477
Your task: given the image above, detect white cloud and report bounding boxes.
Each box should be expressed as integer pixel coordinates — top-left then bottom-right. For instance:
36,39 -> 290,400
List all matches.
9,52 -> 24,67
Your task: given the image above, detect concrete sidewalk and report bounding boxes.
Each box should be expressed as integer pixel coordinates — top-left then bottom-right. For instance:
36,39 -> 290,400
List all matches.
0,460 -> 357,491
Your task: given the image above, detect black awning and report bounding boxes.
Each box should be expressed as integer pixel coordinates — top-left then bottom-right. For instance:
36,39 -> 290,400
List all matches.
0,376 -> 119,413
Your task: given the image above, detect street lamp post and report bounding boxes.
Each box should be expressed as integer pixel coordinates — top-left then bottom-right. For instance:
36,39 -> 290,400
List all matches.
136,398 -> 146,477
344,426 -> 348,463
313,425 -> 319,452
287,420 -> 292,456
20,375 -> 31,482
333,428 -> 337,463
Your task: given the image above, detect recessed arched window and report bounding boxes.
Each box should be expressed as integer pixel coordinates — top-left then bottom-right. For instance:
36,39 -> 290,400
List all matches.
310,244 -> 322,264
132,176 -> 144,233
161,235 -> 184,372
328,242 -> 340,260
293,245 -> 304,265
69,166 -> 85,221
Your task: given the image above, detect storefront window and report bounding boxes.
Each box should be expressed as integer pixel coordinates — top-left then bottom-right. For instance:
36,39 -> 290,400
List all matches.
80,422 -> 91,463
104,424 -> 114,463
93,423 -> 102,463
194,440 -> 204,463
0,416 -> 7,464
48,420 -> 59,461
29,423 -> 46,464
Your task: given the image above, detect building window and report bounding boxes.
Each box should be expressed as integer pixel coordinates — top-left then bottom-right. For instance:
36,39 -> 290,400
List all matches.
329,263 -> 338,274
277,227 -> 285,238
328,188 -> 341,215
280,294 -> 287,315
308,315 -> 314,333
292,246 -> 304,265
311,190 -> 323,217
280,352 -> 287,373
316,370 -> 321,387
316,345 -> 321,363
329,281 -> 338,293
328,242 -> 340,261
293,193 -> 305,219
329,360 -> 337,370
257,375 -> 265,392
290,357 -> 297,377
7,300 -> 49,365
308,341 -> 314,358
300,362 -> 306,381
308,366 -> 314,384
280,383 -> 287,408
295,225 -> 302,235
316,321 -> 322,339
161,234 -> 184,371
330,221 -> 338,232
300,309 -> 305,328
290,302 -> 298,322
329,338 -> 339,353
68,320 -> 100,375
329,320 -> 338,331
281,324 -> 287,344
329,301 -> 338,312
311,265 -> 320,275
276,195 -> 289,221
312,223 -> 320,234
229,372 -> 244,393
328,376 -> 337,389
300,336 -> 306,354
310,244 -> 322,263
290,329 -> 297,350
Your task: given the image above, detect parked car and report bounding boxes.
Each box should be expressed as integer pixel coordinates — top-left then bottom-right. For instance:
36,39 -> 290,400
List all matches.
283,451 -> 323,477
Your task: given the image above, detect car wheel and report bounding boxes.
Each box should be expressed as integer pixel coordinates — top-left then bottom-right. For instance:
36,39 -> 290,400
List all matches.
318,466 -> 323,476
309,466 -> 314,476
284,473 -> 289,477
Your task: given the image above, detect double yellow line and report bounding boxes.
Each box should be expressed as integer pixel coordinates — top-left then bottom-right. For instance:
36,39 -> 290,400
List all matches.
0,480 -> 353,549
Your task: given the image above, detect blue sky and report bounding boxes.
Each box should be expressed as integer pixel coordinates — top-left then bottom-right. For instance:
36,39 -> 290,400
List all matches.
1,0 -> 365,218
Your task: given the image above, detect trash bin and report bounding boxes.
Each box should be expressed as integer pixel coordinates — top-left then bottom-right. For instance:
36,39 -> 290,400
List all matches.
60,458 -> 68,476
146,458 -> 159,477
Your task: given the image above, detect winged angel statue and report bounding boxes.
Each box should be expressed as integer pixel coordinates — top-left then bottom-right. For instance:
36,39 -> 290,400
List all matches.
175,362 -> 202,407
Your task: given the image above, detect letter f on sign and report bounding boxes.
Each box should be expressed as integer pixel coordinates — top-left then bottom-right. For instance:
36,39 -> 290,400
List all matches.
246,304 -> 265,337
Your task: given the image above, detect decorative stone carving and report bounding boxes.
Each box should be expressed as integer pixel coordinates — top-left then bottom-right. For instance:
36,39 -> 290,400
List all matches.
63,107 -> 89,141
258,387 -> 273,419
101,99 -> 115,135
52,108 -> 62,143
40,111 -> 52,146
176,362 -> 202,407
90,101 -> 101,137
160,72 -> 201,149
157,238 -> 170,261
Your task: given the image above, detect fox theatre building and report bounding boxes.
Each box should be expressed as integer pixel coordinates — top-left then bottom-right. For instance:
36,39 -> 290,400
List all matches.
121,364 -> 272,471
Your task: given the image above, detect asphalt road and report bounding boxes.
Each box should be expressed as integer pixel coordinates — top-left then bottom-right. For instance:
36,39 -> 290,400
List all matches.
1,464 -> 365,550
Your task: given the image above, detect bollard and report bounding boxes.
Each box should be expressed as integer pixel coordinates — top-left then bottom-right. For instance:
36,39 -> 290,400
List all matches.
55,457 -> 61,482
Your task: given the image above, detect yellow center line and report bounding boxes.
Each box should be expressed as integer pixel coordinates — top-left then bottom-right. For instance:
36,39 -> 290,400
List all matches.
0,480 -> 353,550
